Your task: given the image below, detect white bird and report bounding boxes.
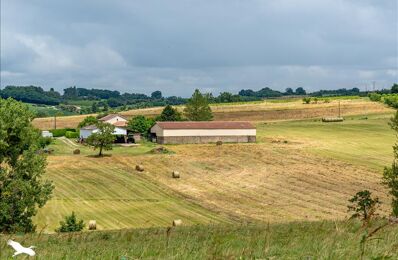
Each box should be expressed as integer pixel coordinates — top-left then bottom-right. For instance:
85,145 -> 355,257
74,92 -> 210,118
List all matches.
7,240 -> 36,257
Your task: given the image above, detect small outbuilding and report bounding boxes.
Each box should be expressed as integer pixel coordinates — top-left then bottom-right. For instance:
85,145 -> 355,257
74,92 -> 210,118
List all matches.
150,121 -> 256,144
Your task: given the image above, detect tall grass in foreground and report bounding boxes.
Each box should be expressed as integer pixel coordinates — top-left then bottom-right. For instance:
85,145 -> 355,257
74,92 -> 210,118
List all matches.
0,220 -> 397,259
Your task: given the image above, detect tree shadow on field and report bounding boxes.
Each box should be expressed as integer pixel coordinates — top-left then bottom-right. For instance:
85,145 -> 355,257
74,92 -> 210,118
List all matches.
86,154 -> 112,158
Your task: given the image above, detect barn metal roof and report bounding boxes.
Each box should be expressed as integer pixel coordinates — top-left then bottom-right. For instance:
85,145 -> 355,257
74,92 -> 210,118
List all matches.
155,121 -> 255,129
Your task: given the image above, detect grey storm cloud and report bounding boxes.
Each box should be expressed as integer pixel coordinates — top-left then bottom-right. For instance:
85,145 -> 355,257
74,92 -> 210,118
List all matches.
1,0 -> 397,96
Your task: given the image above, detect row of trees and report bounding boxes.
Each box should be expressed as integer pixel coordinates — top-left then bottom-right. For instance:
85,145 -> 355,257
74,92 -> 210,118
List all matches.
3,85 -> 376,111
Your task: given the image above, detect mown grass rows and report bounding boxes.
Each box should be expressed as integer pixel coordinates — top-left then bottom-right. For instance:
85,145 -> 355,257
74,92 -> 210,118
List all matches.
35,155 -> 229,232
114,142 -> 388,223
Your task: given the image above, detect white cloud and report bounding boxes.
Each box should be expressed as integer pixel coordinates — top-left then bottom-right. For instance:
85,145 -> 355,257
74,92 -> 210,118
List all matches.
1,0 -> 396,95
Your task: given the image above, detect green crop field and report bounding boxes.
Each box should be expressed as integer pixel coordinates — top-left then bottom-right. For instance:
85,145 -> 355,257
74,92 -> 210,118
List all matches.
257,113 -> 395,170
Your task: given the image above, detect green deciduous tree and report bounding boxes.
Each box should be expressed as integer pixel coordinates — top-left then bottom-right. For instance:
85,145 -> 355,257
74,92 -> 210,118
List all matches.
86,122 -> 116,156
78,116 -> 99,129
157,105 -> 182,121
128,115 -> 154,135
383,111 -> 398,216
0,98 -> 54,233
184,89 -> 213,121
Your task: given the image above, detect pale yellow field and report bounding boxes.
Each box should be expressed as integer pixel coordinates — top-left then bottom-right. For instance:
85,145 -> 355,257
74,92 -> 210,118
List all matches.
32,99 -> 393,129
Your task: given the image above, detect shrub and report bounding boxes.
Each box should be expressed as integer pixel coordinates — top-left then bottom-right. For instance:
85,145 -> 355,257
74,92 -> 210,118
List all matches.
347,190 -> 380,225
50,129 -> 67,137
56,212 -> 84,232
65,131 -> 79,139
50,128 -> 77,137
368,93 -> 382,102
38,136 -> 53,148
73,149 -> 80,155
302,97 -> 311,104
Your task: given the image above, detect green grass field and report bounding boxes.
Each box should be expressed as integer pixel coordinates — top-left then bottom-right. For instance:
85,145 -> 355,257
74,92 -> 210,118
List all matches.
258,113 -> 395,170
1,220 -> 397,259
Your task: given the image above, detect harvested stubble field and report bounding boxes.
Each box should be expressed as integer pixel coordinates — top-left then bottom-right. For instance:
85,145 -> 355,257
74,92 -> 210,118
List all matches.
34,114 -> 395,232
32,98 -> 392,129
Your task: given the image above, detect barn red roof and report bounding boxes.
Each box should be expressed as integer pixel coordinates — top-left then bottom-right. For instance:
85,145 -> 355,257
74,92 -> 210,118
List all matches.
113,121 -> 128,127
155,121 -> 255,129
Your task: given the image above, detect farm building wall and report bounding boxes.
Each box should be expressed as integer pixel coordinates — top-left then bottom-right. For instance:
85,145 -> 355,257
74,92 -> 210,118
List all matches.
80,129 -> 96,139
157,135 -> 256,144
162,129 -> 256,137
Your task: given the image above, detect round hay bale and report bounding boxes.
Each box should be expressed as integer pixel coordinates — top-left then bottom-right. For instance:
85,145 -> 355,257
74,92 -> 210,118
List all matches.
73,149 -> 80,155
172,219 -> 182,226
216,141 -> 223,146
172,171 -> 180,178
88,220 -> 96,230
136,165 -> 144,172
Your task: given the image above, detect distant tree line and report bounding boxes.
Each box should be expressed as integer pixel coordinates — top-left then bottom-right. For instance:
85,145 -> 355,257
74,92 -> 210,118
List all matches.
0,86 -> 61,105
2,84 -> 391,113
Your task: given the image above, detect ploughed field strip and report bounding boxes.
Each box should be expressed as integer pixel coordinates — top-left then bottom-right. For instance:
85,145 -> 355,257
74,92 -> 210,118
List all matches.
35,155 -> 229,232
114,144 -> 390,223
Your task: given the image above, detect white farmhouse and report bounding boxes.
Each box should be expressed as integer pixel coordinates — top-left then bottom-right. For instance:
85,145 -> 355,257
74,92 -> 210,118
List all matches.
150,121 -> 256,144
80,114 -> 129,141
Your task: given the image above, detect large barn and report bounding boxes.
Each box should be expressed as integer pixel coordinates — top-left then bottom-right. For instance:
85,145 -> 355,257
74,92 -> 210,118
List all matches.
150,121 -> 256,144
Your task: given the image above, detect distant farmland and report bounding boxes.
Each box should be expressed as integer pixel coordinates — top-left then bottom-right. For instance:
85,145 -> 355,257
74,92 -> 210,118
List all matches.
32,98 -> 392,129
35,113 -> 394,232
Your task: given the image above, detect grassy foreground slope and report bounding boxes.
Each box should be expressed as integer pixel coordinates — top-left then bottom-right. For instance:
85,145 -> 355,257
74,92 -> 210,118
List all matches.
32,98 -> 393,129
1,221 -> 397,259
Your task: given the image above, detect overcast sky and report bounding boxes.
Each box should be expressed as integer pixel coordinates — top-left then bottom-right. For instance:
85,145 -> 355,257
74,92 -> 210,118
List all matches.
1,0 -> 397,96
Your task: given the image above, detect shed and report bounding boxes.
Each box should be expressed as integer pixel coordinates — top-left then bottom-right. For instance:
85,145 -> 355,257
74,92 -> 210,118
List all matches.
150,121 -> 256,144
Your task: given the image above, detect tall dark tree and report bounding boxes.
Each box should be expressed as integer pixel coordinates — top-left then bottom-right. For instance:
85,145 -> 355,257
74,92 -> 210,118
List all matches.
91,102 -> 98,113
151,91 -> 162,99
391,84 -> 398,94
157,105 -> 182,121
184,89 -> 213,121
295,87 -> 306,95
285,88 -> 294,95
0,98 -> 54,233
383,111 -> 398,216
